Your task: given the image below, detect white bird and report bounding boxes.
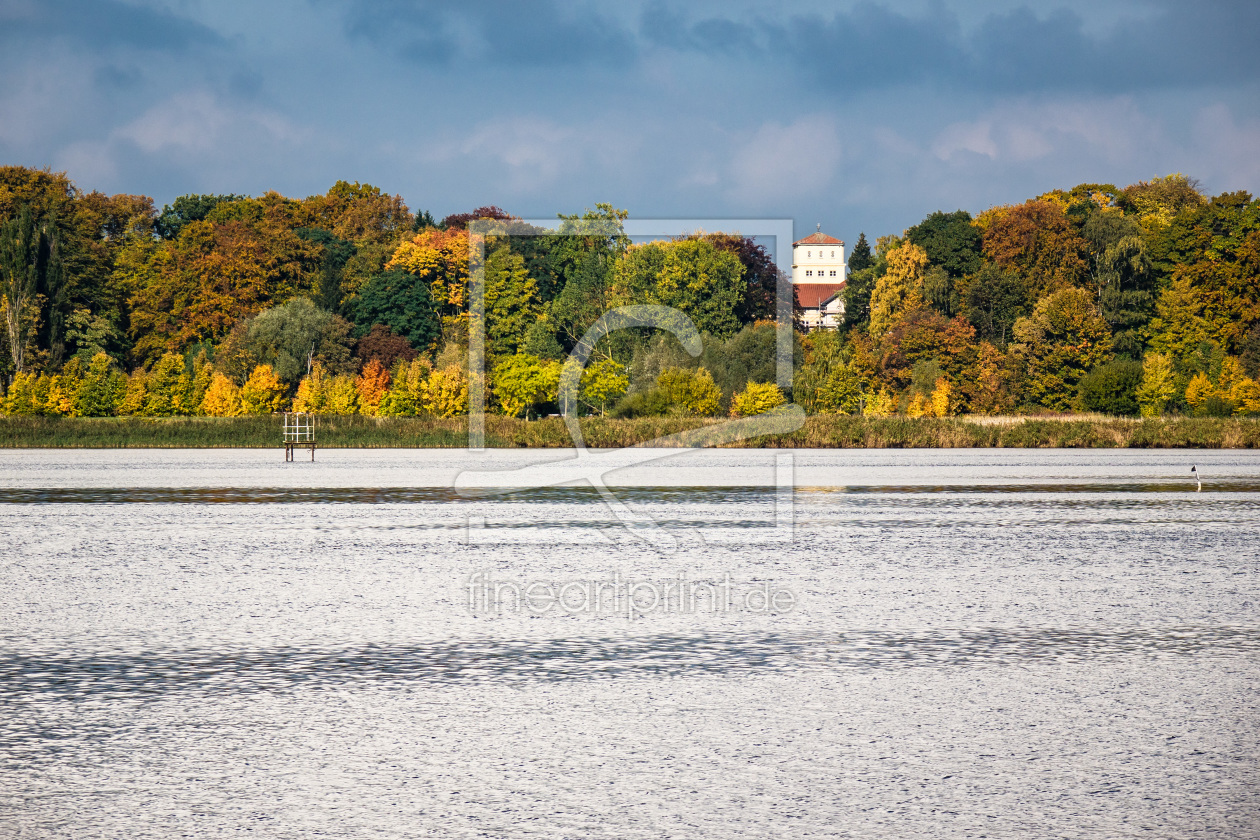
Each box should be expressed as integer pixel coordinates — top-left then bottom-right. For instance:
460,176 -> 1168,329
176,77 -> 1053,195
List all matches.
1191,465 -> 1201,492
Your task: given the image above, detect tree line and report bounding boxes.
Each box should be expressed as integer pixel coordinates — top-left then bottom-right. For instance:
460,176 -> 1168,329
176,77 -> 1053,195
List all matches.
1,165 -> 1257,420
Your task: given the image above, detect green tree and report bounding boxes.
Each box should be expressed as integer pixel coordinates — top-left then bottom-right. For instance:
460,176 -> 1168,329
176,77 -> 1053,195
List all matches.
847,233 -> 873,273
155,194 -> 244,240
1096,235 -> 1154,358
229,297 -> 356,386
0,205 -> 46,374
964,264 -> 1028,347
351,268 -> 440,353
295,227 -> 356,313
611,239 -> 743,339
905,210 -> 982,279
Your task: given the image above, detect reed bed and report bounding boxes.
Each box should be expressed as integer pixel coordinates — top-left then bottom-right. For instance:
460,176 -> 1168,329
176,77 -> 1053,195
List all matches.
1,414 -> 1259,449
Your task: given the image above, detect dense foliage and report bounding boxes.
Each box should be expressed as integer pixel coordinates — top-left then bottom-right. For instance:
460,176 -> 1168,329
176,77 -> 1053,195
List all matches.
2,167 -> 1257,421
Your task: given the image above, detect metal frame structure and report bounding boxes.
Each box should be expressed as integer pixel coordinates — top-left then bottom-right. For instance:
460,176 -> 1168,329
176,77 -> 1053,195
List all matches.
283,412 -> 316,461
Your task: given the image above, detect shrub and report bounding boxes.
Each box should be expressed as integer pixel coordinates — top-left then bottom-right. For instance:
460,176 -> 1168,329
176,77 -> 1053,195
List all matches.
657,367 -> 721,416
1078,360 -> 1143,416
611,389 -> 672,418
731,381 -> 786,417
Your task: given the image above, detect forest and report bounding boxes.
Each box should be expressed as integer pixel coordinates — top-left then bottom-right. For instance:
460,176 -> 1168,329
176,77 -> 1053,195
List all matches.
1,165 -> 1258,423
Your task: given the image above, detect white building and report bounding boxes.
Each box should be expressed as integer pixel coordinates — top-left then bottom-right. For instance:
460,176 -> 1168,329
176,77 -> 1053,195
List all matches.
792,228 -> 846,330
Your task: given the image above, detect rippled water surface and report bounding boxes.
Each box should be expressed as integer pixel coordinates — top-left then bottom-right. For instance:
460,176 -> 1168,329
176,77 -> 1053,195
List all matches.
2,448 -> 1258,838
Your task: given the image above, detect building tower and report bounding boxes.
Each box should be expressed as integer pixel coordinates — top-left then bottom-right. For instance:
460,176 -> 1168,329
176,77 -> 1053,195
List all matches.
792,225 -> 846,330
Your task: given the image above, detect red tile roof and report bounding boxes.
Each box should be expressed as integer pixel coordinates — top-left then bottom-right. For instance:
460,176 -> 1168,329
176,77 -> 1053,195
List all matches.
793,231 -> 845,246
795,281 -> 846,308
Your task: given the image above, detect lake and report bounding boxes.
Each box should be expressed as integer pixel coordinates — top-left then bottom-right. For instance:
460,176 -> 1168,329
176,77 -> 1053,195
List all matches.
1,448 -> 1258,838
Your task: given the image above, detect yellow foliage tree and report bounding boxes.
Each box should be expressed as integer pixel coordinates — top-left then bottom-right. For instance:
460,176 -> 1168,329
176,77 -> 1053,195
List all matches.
730,381 -> 786,417
657,367 -> 721,416
1136,352 -> 1176,417
241,364 -> 286,415
323,375 -> 360,415
930,377 -> 952,417
425,364 -> 468,417
1184,371 -> 1213,410
378,358 -> 431,417
1230,378 -> 1260,416
863,387 -> 897,417
118,368 -> 148,415
386,228 -> 470,314
201,372 -> 244,416
291,363 -> 328,413
868,243 -> 928,340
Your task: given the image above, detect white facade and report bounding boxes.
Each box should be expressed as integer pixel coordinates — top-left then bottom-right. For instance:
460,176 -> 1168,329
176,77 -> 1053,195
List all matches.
798,294 -> 845,331
791,237 -> 845,284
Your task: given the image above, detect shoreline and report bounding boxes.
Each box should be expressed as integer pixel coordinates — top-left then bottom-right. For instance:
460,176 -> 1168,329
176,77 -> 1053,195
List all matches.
2,415 -> 1259,449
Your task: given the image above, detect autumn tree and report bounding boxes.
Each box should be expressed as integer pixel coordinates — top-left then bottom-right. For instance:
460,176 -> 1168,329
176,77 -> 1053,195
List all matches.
201,372 -> 244,417
982,200 -> 1090,299
240,364 -> 286,414
730,381 -> 785,417
868,242 -> 928,340
657,367 -> 722,416
354,323 -> 417,369
355,358 -> 391,415
1011,288 -> 1112,410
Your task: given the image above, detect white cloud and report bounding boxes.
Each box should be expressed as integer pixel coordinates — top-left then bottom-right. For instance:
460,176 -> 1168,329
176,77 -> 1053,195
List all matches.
52,90 -> 311,192
931,98 -> 1157,164
726,115 -> 842,205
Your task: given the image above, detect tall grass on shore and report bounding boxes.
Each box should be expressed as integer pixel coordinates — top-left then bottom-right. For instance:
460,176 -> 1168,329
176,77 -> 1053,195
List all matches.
2,414 -> 1260,448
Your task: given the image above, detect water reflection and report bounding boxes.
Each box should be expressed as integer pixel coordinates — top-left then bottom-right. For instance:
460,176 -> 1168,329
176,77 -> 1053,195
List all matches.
3,628 -> 1257,703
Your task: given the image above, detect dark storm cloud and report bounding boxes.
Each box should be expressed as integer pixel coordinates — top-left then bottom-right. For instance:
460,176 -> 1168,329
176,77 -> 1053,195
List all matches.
343,0 -> 635,68
0,0 -> 223,52
650,2 -> 1260,95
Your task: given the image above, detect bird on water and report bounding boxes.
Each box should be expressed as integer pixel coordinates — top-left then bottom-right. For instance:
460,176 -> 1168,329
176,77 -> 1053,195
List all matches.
1191,465 -> 1201,492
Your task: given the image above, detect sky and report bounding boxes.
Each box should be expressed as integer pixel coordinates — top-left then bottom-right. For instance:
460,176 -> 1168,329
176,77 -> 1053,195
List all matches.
1,0 -> 1258,248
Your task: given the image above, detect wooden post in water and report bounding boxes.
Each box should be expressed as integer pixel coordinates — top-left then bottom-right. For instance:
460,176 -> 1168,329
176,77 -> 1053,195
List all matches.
283,412 -> 316,461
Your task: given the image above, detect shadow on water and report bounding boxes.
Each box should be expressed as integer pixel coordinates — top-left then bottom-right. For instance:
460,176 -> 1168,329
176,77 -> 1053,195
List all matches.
2,628 -> 1258,702
2,483 -> 1259,504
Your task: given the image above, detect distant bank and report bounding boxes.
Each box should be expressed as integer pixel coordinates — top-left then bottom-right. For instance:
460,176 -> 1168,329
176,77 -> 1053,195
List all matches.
2,415 -> 1259,449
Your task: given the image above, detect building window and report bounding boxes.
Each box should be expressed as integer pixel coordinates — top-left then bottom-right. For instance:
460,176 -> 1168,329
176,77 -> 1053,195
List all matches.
806,270 -> 812,277
807,251 -> 811,258
831,251 -> 835,258
830,270 -> 837,276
